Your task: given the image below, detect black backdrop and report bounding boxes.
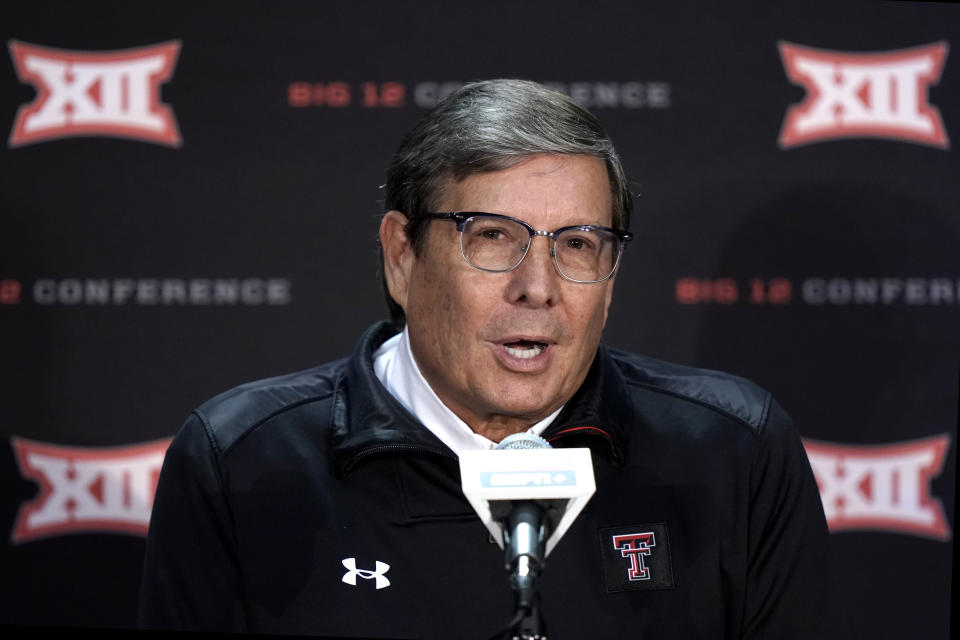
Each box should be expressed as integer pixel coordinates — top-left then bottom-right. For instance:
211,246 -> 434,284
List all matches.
1,1 -> 956,637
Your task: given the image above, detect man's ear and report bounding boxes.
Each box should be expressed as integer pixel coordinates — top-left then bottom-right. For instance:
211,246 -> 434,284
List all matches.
380,210 -> 414,311
602,270 -> 617,326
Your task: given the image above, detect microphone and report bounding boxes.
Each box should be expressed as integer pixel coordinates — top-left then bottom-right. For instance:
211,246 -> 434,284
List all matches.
495,433 -> 552,611
459,432 -> 596,637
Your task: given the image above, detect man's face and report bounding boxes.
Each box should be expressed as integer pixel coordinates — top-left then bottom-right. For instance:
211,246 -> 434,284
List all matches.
384,154 -> 617,437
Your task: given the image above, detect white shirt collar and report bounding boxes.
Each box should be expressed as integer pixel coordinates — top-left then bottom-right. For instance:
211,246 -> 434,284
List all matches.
372,326 -> 562,455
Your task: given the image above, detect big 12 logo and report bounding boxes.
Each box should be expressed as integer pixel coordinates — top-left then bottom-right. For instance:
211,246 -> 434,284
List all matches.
8,40 -> 181,147
10,437 -> 171,542
778,41 -> 949,148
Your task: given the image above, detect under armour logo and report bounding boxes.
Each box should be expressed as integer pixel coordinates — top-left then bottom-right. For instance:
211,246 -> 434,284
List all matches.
341,557 -> 391,589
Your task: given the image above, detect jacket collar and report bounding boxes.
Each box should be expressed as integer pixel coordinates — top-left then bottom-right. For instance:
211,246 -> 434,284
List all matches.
330,322 -> 630,475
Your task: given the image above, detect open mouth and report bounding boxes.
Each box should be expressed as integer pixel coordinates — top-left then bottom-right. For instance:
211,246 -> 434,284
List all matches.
502,340 -> 549,360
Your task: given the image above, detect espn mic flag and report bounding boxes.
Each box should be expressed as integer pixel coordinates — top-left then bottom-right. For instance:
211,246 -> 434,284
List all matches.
459,437 -> 595,556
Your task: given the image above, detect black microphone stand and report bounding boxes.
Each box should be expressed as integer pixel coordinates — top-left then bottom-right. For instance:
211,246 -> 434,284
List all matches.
505,589 -> 545,640
503,501 -> 547,640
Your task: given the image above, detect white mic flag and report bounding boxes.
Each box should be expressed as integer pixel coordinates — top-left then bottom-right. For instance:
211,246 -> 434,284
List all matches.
459,436 -> 596,555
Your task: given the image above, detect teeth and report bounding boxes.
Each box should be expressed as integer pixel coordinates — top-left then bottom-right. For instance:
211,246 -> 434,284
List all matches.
504,343 -> 546,359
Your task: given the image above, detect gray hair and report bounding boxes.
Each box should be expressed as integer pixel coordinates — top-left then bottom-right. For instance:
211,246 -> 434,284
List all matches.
381,78 -> 633,329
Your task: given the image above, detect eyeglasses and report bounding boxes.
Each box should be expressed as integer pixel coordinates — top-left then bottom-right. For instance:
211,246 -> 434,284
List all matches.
424,212 -> 633,283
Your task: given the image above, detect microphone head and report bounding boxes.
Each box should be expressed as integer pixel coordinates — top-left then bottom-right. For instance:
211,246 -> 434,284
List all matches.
496,432 -> 552,450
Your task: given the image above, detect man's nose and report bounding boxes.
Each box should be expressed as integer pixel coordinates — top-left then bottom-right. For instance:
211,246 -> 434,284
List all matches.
505,236 -> 559,308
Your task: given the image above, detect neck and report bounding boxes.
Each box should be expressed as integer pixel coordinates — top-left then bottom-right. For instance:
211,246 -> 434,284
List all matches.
461,415 -> 538,444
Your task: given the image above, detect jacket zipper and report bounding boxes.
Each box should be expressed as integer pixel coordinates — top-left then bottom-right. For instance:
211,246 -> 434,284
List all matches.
343,442 -> 457,473
545,423 -> 623,465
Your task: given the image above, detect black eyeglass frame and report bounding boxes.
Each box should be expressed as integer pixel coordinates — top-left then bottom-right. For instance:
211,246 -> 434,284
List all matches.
423,211 -> 634,284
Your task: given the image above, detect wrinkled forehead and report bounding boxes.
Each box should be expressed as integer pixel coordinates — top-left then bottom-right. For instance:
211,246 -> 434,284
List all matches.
430,155 -> 615,226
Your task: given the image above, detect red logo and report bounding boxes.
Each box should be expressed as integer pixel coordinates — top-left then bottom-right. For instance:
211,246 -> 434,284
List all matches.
778,41 -> 949,148
803,435 -> 951,540
0,279 -> 21,304
10,437 -> 171,543
611,531 -> 656,580
8,40 -> 181,147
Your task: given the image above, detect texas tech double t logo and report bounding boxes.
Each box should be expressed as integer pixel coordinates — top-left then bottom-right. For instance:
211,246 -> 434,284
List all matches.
600,524 -> 675,592
611,532 -> 656,580
8,40 -> 181,147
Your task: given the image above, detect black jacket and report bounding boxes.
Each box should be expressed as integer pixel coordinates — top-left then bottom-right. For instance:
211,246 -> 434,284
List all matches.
138,322 -> 831,639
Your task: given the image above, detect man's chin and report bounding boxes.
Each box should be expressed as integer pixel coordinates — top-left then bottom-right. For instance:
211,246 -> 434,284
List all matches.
483,395 -> 561,425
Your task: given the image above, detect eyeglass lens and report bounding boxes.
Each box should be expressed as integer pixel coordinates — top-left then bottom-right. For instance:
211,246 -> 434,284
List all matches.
460,216 -> 621,282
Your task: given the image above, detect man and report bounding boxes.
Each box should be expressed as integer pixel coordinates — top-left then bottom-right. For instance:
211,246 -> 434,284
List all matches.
139,79 -> 830,638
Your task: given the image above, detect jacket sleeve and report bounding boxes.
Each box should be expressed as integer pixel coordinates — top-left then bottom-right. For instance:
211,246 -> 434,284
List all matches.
742,398 -> 835,639
137,412 -> 248,631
